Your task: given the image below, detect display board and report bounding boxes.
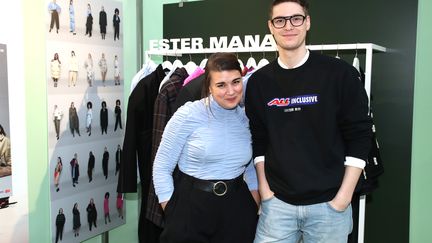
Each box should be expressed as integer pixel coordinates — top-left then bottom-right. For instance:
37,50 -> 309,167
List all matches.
45,1 -> 125,242
0,44 -> 12,199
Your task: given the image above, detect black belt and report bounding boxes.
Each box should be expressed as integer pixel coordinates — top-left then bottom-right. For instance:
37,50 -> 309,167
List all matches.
179,170 -> 244,196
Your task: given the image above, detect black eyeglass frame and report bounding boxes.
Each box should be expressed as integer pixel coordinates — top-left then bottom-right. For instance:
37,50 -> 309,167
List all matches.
270,15 -> 307,29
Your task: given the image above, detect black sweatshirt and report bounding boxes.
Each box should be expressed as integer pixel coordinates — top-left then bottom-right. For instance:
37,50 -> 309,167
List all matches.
245,51 -> 372,205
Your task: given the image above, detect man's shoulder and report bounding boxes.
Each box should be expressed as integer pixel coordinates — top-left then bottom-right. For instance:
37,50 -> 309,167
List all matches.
249,60 -> 277,83
309,51 -> 354,70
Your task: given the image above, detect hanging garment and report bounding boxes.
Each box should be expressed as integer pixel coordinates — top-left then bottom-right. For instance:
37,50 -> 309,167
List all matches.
145,68 -> 188,227
348,66 -> 384,243
182,66 -> 204,87
173,73 -> 205,112
117,65 -> 165,243
130,61 -> 158,93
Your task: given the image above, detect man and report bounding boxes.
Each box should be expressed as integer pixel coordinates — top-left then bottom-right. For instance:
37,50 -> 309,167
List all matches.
245,1 -> 372,242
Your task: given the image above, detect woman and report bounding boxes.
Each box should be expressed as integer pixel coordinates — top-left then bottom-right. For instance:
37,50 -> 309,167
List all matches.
84,53 -> 94,87
114,99 -> 122,131
53,157 -> 62,192
100,101 -> 108,134
98,53 -> 108,86
86,101 -> 93,136
104,192 -> 111,224
50,53 -> 61,87
86,198 -> 97,231
72,203 -> 81,237
69,102 -> 80,137
153,53 -> 259,243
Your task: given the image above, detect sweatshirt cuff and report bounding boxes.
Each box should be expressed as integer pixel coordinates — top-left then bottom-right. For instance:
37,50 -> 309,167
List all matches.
253,156 -> 265,165
344,156 -> 366,169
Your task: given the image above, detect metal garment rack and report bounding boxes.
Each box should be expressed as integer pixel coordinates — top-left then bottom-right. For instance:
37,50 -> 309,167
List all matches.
146,43 -> 386,243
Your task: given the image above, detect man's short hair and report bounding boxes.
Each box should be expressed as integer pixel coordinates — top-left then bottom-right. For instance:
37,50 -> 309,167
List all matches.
269,0 -> 310,19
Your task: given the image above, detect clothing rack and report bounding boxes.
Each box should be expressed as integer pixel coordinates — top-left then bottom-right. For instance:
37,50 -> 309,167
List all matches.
145,42 -> 386,243
146,43 -> 385,101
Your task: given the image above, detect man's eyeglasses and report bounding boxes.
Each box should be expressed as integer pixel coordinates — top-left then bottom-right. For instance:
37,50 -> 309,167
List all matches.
270,15 -> 306,28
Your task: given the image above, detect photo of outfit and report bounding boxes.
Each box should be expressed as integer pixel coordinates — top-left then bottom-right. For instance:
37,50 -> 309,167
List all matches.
84,55 -> 94,87
104,193 -> 111,224
153,96 -> 258,243
70,156 -> 79,187
54,159 -> 62,192
69,0 -> 76,34
69,103 -> 80,137
99,7 -> 107,39
114,57 -> 120,85
87,152 -> 95,182
98,55 -> 108,86
114,103 -> 122,131
48,0 -> 61,33
68,52 -> 78,87
73,204 -> 81,237
85,7 -> 93,37
50,56 -> 61,87
86,200 -> 97,231
86,106 -> 93,136
115,145 -> 121,176
55,209 -> 65,243
53,105 -> 63,140
116,193 -> 124,219
100,104 -> 108,134
102,148 -> 109,180
113,9 -> 120,41
0,132 -> 12,177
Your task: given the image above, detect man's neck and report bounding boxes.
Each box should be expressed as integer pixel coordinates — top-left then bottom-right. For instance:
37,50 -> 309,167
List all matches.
278,46 -> 308,69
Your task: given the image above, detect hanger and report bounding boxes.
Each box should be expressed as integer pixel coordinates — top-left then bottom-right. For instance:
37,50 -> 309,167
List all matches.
159,51 -> 181,92
257,51 -> 270,69
246,51 -> 257,69
144,53 -> 156,69
199,51 -> 208,69
162,54 -> 173,72
335,44 -> 341,59
172,50 -> 183,68
184,54 -> 198,75
352,43 -> 360,73
237,53 -> 245,70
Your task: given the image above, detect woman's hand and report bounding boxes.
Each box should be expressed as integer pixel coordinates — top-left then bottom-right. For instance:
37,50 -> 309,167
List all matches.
160,201 -> 168,211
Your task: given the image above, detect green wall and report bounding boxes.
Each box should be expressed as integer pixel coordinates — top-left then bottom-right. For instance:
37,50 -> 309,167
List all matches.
410,0 -> 432,242
24,0 -> 49,242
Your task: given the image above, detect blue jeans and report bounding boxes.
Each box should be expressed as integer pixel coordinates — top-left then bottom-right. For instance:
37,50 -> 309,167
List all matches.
254,196 -> 352,243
